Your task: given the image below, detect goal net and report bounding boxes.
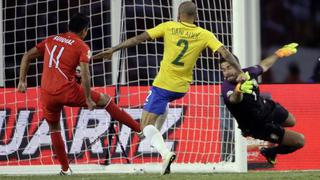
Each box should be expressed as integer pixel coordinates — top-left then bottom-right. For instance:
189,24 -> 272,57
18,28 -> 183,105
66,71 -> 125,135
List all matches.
0,0 -> 246,174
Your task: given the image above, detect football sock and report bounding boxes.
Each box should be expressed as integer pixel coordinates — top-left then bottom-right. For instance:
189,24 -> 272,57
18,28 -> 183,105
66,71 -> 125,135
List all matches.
267,145 -> 298,155
50,132 -> 69,171
143,125 -> 170,158
105,100 -> 141,132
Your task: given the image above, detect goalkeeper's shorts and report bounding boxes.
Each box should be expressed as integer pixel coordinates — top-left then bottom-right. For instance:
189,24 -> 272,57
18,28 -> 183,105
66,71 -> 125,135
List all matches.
246,102 -> 289,144
143,86 -> 185,115
41,84 -> 101,124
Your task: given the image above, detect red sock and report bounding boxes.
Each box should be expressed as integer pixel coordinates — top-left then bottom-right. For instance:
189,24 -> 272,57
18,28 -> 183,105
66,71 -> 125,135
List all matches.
105,100 -> 141,132
50,132 -> 69,171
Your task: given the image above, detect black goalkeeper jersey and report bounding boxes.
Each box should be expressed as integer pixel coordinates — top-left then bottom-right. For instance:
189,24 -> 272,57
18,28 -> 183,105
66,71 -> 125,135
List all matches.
221,65 -> 275,130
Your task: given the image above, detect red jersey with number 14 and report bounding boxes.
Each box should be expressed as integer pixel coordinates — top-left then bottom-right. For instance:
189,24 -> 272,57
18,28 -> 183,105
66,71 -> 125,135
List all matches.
36,32 -> 91,95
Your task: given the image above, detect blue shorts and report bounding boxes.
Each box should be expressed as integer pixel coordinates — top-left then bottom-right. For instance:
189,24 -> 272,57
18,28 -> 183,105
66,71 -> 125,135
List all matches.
143,86 -> 186,115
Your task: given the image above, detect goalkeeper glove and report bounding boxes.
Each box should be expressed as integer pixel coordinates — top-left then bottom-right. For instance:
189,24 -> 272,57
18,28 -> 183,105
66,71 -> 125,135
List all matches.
236,80 -> 253,94
275,43 -> 298,58
237,71 -> 251,83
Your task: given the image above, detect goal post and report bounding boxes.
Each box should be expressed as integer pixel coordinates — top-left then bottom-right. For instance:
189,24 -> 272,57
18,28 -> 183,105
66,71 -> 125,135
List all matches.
0,0 -> 258,174
232,0 -> 261,172
0,0 -> 3,87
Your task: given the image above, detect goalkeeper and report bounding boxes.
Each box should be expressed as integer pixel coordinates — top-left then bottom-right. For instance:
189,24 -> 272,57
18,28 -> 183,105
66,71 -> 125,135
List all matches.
93,1 -> 245,175
221,43 -> 305,165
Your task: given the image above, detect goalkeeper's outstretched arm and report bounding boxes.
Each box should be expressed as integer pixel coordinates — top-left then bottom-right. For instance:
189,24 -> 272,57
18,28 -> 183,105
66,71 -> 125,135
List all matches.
259,43 -> 298,73
93,32 -> 151,60
259,54 -> 280,73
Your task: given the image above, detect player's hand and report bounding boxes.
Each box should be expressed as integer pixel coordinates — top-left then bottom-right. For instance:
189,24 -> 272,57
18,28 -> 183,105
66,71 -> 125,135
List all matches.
275,43 -> 298,58
236,80 -> 253,94
75,66 -> 81,84
236,71 -> 250,83
92,48 -> 114,60
86,98 -> 97,111
17,81 -> 27,93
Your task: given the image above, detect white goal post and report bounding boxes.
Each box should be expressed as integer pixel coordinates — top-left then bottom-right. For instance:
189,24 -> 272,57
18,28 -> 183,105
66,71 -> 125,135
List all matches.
0,0 -> 261,174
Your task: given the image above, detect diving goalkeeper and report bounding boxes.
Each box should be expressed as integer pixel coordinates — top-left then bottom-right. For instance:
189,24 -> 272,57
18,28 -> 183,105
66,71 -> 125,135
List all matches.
93,1 -> 245,175
221,43 -> 305,165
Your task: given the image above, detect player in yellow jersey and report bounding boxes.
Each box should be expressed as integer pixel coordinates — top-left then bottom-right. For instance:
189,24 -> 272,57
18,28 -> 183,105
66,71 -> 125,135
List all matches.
94,1 -> 245,175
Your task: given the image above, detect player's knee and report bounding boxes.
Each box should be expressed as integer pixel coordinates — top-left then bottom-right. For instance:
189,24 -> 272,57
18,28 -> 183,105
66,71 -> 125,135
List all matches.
140,119 -> 155,130
289,133 -> 305,149
283,113 -> 296,127
97,93 -> 111,106
140,111 -> 158,130
49,122 -> 61,132
288,114 -> 296,127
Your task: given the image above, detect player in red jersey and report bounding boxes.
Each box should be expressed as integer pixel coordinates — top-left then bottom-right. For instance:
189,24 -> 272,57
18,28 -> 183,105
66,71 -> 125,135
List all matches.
17,13 -> 141,175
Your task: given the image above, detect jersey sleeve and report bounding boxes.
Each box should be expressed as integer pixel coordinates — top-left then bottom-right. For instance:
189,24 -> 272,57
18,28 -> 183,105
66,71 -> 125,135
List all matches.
146,22 -> 168,39
221,81 -> 236,103
79,43 -> 91,63
205,31 -> 223,52
35,39 -> 47,54
243,65 -> 263,79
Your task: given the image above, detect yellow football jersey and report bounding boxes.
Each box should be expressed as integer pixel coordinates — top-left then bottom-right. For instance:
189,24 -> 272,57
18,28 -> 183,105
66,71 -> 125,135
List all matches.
146,21 -> 223,93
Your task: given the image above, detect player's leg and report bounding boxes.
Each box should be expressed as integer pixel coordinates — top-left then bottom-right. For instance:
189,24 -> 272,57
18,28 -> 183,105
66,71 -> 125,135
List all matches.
260,123 -> 304,165
141,110 -> 175,175
281,113 -> 296,127
141,87 -> 179,154
96,93 -> 141,132
48,120 -> 72,175
261,128 -> 304,164
272,103 -> 296,128
68,85 -> 141,132
141,110 -> 170,157
142,87 -> 184,175
264,104 -> 303,157
155,104 -> 169,130
41,91 -> 71,175
141,90 -> 171,160
277,129 -> 305,152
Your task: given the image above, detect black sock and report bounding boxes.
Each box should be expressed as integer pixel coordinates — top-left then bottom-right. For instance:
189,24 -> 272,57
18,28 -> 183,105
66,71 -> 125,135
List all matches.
267,145 -> 298,155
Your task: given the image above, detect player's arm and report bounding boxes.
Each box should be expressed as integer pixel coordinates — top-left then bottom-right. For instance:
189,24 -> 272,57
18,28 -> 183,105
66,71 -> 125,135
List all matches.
216,47 -> 249,82
80,62 -> 96,110
259,54 -> 280,73
259,43 -> 298,73
228,88 -> 244,104
18,47 -> 42,93
93,32 -> 151,60
112,32 -> 151,52
216,46 -> 241,71
228,73 -> 253,104
206,32 -> 247,82
94,22 -> 167,60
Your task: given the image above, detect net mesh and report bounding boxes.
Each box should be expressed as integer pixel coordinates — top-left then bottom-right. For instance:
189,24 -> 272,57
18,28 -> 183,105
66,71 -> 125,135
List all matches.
0,0 -> 237,172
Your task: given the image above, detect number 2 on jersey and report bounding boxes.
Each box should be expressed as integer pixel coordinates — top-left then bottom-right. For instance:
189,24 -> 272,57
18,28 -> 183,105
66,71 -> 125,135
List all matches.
48,45 -> 65,68
172,39 -> 188,66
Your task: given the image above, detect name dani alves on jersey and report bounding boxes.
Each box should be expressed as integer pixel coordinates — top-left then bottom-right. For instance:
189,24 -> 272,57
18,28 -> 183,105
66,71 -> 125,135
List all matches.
171,28 -> 201,40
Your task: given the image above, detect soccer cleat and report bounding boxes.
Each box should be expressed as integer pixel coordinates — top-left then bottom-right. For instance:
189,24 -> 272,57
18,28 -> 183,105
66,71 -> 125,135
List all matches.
59,168 -> 73,176
161,152 -> 176,175
260,147 -> 277,165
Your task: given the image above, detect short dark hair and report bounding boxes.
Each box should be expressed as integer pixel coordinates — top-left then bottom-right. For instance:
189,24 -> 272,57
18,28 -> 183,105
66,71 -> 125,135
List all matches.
219,54 -> 240,64
178,1 -> 197,17
68,13 -> 89,33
